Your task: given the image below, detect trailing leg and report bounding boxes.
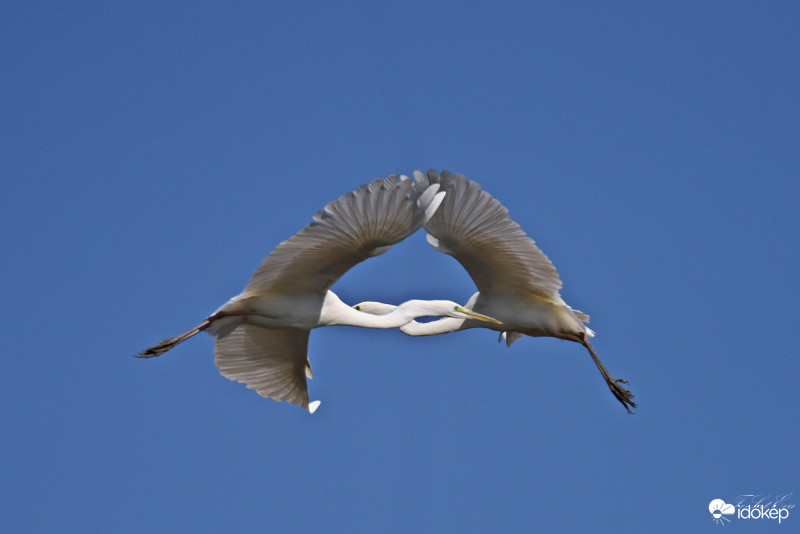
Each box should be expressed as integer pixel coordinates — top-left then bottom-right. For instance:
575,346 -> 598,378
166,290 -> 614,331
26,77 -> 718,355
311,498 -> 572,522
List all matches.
136,318 -> 212,358
580,334 -> 636,413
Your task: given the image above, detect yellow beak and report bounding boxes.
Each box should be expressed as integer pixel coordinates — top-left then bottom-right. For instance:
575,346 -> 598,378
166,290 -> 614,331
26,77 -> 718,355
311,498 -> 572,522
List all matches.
454,305 -> 502,324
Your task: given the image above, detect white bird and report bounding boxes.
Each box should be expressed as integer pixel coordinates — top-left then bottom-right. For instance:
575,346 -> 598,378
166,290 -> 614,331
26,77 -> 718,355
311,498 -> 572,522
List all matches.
138,174 -> 500,413
354,170 -> 636,413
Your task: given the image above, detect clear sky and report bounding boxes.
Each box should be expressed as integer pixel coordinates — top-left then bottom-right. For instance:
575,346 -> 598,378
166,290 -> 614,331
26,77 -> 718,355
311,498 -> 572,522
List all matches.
3,1 -> 798,532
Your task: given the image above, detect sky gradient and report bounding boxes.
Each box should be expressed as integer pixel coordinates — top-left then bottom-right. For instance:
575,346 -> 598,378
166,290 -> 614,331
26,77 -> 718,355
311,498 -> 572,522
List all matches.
3,2 -> 798,532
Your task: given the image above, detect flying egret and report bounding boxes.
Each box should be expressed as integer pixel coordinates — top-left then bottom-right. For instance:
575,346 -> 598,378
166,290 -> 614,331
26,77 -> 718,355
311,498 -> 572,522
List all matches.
138,174 -> 499,413
354,170 -> 636,413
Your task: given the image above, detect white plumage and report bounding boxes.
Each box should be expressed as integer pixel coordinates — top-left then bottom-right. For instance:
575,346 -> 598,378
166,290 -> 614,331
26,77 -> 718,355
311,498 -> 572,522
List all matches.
138,174 -> 499,412
355,170 -> 635,413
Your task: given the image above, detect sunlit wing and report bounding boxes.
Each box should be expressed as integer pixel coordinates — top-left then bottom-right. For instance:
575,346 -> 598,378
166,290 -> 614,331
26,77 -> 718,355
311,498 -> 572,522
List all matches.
414,170 -> 563,301
213,175 -> 441,410
243,175 -> 441,296
214,324 -> 312,409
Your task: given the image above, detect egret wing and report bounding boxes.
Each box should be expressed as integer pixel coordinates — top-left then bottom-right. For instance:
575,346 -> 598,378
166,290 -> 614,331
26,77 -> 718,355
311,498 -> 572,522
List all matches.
416,170 -> 562,300
214,325 -> 312,409
243,175 -> 441,296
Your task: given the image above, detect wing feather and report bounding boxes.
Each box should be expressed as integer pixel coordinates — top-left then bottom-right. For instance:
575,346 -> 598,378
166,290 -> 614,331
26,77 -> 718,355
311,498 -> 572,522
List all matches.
422,170 -> 563,300
242,175 -> 438,296
214,325 -> 312,409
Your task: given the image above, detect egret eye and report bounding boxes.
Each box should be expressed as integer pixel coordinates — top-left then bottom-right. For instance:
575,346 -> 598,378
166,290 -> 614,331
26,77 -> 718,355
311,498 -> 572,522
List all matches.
354,305 -> 361,310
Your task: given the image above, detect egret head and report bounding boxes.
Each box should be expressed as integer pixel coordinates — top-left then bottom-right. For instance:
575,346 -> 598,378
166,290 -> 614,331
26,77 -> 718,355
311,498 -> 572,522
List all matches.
353,301 -> 396,315
353,300 -> 500,324
451,304 -> 501,324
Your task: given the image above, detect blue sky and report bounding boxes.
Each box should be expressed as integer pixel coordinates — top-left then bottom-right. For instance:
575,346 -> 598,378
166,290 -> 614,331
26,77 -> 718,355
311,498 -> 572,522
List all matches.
2,1 -> 798,532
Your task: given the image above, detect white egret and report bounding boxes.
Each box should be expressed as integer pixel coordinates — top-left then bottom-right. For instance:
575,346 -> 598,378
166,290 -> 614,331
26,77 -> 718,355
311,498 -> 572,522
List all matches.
138,174 -> 500,412
355,170 -> 636,413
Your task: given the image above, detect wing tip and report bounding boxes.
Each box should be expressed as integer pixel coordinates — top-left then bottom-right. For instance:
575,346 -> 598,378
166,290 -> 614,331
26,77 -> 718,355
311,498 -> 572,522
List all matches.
308,400 -> 321,414
424,190 -> 445,222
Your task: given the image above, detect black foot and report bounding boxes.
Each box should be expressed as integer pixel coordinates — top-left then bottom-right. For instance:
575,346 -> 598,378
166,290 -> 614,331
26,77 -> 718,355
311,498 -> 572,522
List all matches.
136,339 -> 175,358
608,378 -> 636,414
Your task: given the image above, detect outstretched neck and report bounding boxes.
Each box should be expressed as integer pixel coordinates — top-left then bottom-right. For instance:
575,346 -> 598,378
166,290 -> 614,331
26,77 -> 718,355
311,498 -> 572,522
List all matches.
399,292 -> 483,336
401,317 -> 469,336
319,292 -> 448,329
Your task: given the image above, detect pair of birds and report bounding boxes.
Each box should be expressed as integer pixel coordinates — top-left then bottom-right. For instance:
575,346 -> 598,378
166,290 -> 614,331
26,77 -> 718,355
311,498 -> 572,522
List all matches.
139,170 -> 636,414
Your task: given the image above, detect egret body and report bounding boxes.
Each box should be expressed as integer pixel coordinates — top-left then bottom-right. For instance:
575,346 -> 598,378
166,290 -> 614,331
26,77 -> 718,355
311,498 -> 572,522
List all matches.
355,170 -> 636,413
138,174 -> 498,412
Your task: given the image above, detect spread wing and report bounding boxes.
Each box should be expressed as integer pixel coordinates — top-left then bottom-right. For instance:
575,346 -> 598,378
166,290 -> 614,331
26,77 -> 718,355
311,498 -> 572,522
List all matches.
214,325 -> 313,409
214,174 -> 442,409
415,170 -> 563,301
242,174 -> 442,296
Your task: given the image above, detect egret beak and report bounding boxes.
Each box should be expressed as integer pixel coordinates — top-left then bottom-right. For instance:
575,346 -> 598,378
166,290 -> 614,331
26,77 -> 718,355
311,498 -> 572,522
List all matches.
454,305 -> 502,324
